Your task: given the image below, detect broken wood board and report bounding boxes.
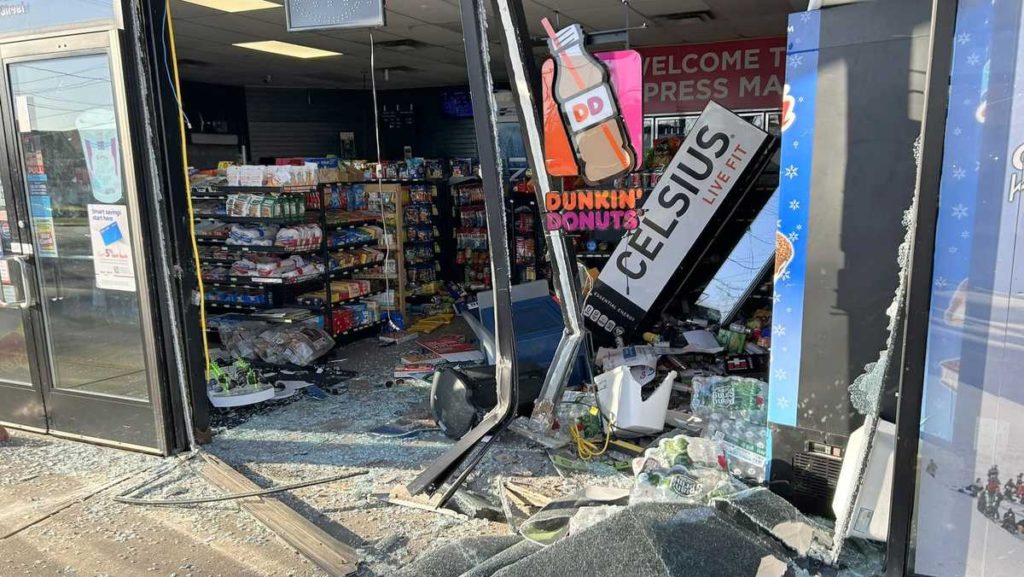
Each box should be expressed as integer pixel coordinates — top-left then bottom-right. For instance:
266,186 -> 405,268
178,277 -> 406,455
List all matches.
502,481 -> 553,508
199,453 -> 359,577
386,484 -> 465,519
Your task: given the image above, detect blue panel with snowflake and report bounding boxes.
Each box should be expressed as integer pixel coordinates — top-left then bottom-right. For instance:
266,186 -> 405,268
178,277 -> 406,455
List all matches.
767,10 -> 821,428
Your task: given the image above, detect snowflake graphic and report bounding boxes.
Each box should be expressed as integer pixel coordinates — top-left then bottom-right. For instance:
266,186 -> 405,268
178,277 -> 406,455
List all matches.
774,324 -> 787,337
975,160 -> 981,172
780,270 -> 791,282
773,292 -> 782,304
936,276 -> 947,289
785,307 -> 793,314
967,53 -> 981,66
798,96 -> 805,103
777,396 -> 791,409
961,230 -> 971,239
776,219 -> 782,230
949,246 -> 959,254
793,140 -> 800,149
796,224 -> 803,230
788,54 -> 803,68
957,32 -> 971,45
952,166 -> 966,180
784,165 -> 799,179
774,368 -> 788,380
953,126 -> 962,136
789,200 -> 800,210
801,13 -> 812,23
788,231 -> 799,243
952,203 -> 969,219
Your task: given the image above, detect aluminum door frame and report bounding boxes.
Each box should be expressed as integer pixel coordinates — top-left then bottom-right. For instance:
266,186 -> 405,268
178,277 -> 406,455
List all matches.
0,30 -> 167,454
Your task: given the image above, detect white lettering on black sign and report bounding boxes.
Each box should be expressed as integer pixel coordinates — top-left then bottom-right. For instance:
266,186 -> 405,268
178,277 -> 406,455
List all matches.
595,101 -> 770,314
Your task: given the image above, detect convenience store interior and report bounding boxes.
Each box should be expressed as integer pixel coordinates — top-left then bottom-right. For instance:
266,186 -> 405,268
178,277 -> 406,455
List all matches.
171,0 -> 790,393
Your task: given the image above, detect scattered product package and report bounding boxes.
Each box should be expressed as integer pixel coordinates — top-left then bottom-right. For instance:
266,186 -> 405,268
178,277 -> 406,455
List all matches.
630,434 -> 740,505
254,325 -> 335,366
691,376 -> 770,482
219,321 -> 270,360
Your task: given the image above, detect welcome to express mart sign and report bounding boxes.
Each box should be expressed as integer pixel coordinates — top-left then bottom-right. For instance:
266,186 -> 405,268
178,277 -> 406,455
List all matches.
639,37 -> 786,115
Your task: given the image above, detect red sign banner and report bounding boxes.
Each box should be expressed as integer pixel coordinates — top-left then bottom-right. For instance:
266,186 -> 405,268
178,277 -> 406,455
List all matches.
639,37 -> 786,115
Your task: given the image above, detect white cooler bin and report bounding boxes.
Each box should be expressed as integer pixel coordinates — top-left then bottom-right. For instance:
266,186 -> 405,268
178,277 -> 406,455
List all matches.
595,366 -> 677,437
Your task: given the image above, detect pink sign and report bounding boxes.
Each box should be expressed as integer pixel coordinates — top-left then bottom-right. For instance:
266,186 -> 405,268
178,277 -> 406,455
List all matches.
596,50 -> 643,170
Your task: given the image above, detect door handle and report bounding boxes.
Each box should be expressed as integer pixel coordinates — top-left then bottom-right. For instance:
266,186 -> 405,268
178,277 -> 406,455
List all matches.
0,255 -> 34,309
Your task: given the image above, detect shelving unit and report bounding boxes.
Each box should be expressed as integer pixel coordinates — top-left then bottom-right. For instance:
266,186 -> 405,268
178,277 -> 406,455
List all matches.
403,182 -> 444,311
357,181 -> 408,324
451,176 -> 491,293
508,174 -> 547,285
197,180 -> 392,342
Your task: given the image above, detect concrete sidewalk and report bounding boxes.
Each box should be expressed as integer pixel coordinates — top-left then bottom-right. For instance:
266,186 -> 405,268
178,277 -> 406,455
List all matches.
0,430 -> 329,577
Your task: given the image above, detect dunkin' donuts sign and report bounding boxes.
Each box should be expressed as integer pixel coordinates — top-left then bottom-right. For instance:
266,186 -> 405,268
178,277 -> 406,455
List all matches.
584,102 -> 773,339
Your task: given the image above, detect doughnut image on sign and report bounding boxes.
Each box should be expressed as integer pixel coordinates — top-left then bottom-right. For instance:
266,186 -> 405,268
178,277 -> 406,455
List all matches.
775,231 -> 794,281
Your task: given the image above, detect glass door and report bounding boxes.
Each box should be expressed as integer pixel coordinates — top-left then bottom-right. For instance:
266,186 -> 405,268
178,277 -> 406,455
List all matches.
0,31 -> 165,452
0,162 -> 45,430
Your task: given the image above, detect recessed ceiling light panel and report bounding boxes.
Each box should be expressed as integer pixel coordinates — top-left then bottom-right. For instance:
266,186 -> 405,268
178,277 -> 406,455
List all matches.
181,0 -> 281,13
233,41 -> 342,59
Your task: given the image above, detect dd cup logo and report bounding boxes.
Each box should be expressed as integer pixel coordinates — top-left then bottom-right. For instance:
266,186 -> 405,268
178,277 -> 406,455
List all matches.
541,19 -> 639,184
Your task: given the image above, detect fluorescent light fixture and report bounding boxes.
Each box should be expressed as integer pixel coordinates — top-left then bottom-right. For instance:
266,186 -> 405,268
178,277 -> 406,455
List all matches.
181,0 -> 281,12
233,41 -> 342,59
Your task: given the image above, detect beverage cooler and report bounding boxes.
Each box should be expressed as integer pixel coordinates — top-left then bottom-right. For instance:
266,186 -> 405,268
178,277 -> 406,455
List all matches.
910,0 -> 1024,574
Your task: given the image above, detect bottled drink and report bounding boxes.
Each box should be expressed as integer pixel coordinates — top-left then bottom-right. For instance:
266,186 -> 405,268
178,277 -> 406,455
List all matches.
542,18 -> 635,184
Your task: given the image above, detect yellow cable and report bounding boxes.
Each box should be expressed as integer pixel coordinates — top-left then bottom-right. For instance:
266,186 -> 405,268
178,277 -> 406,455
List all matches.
570,420 -> 611,461
165,1 -> 210,381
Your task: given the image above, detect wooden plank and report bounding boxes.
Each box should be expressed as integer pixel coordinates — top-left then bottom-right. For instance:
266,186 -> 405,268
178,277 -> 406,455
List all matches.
199,453 -> 359,577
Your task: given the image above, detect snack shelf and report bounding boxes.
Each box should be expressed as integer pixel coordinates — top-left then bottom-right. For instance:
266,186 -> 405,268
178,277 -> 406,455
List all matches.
345,179 -> 444,185
196,238 -> 322,254
294,289 -> 386,310
204,273 -> 326,288
333,319 -> 385,338
204,301 -> 273,311
323,217 -> 383,231
329,238 -> 381,251
217,185 -> 316,194
330,263 -> 382,279
195,215 -> 308,224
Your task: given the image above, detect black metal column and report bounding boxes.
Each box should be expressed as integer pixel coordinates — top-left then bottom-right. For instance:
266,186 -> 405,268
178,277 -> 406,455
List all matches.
884,0 -> 959,574
130,0 -> 210,448
405,0 -> 519,500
